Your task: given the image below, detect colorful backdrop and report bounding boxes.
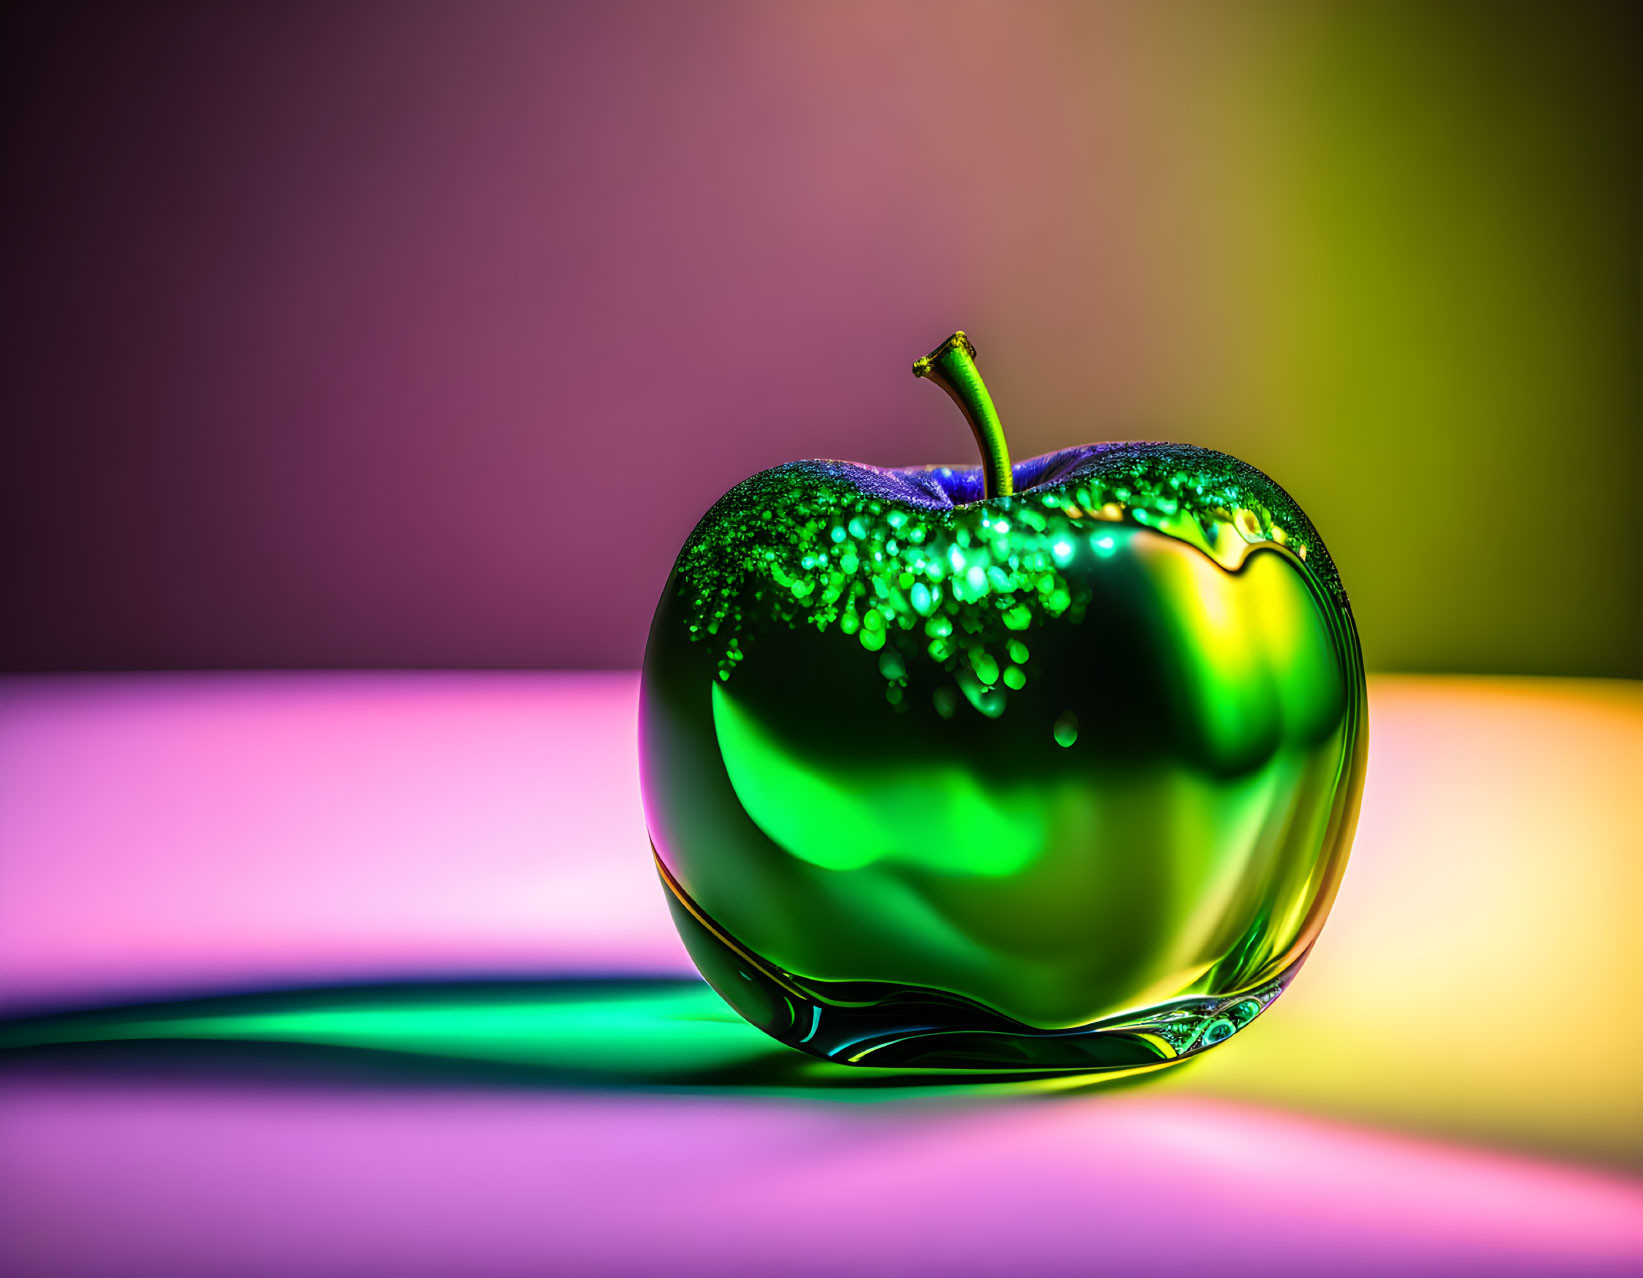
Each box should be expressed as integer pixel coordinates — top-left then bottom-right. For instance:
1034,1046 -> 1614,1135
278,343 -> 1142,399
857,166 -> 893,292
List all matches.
4,8 -> 1641,1274
4,0 -> 1638,676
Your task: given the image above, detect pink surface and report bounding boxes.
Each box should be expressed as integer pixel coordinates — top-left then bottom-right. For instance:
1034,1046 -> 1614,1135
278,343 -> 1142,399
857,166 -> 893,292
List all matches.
3,1079 -> 1641,1278
2,672 -> 1640,1276
0,673 -> 686,1013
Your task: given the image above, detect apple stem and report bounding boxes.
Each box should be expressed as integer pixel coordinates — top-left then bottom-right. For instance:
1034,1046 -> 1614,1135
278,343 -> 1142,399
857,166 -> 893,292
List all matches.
913,331 -> 1014,499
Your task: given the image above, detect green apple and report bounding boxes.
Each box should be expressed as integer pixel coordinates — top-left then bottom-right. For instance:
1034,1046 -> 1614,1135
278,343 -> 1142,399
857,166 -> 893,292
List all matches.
640,333 -> 1366,1072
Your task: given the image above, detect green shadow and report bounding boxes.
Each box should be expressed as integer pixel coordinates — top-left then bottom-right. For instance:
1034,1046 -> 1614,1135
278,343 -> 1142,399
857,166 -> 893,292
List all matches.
0,977 -> 1185,1098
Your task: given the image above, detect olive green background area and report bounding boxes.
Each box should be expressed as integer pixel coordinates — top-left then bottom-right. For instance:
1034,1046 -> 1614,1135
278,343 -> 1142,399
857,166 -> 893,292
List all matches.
1208,3 -> 1642,677
3,2 -> 1637,675
980,2 -> 1641,679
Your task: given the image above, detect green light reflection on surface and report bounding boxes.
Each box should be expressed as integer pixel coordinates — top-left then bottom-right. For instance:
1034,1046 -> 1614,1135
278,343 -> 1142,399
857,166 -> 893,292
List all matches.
0,984 -> 767,1078
0,981 -> 1170,1094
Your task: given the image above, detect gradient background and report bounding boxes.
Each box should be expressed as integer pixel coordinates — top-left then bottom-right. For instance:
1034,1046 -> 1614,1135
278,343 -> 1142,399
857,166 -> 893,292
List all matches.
3,5 -> 1642,1276
3,0 -> 1638,676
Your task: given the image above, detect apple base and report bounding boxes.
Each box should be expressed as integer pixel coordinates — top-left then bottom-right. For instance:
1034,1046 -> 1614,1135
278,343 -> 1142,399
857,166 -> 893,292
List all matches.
658,859 -> 1302,1072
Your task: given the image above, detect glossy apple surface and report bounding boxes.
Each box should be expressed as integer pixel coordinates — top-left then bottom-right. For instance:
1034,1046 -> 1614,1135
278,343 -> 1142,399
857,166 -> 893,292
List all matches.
640,352 -> 1365,1073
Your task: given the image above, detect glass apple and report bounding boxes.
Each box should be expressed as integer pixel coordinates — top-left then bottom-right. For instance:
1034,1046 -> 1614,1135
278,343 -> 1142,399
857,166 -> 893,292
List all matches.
640,332 -> 1366,1073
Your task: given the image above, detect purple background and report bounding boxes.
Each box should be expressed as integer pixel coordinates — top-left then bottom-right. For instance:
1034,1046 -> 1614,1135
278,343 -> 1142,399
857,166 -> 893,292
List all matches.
4,2 -> 1639,674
